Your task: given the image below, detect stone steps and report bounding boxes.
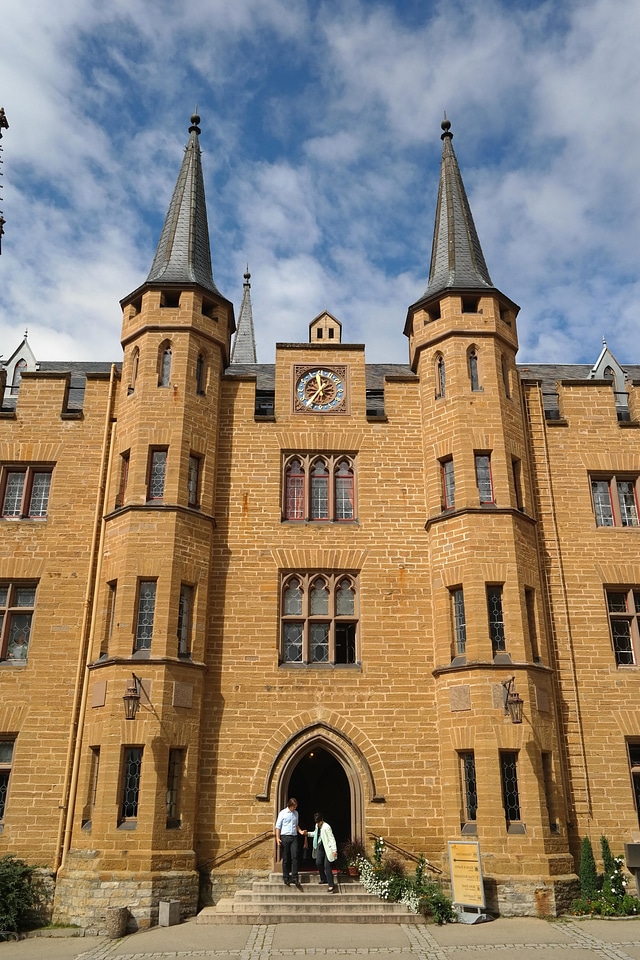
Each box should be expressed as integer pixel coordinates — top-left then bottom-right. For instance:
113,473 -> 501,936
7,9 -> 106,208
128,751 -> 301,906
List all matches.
197,873 -> 425,925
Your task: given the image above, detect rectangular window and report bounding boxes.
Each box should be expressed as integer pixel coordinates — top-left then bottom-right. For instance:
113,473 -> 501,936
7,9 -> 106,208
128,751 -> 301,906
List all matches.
117,452 -> 130,508
487,585 -> 506,654
147,448 -> 167,501
101,581 -> 117,657
0,582 -> 37,661
120,747 -> 143,821
451,588 -> 466,657
512,458 -> 523,511
459,751 -> 477,823
591,475 -> 640,527
500,751 -> 521,824
82,746 -> 100,827
177,584 -> 193,656
0,740 -> 15,821
187,455 -> 201,508
284,454 -> 356,522
441,458 -> 455,510
281,573 -> 358,666
1,467 -> 52,519
525,588 -> 540,661
606,588 -> 640,666
541,752 -> 558,832
475,454 -> 494,505
166,748 -> 185,828
628,742 -> 640,828
134,581 -> 156,652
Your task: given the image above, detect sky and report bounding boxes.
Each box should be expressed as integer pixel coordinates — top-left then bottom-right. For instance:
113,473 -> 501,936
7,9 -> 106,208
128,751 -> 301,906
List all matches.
1,0 -> 640,367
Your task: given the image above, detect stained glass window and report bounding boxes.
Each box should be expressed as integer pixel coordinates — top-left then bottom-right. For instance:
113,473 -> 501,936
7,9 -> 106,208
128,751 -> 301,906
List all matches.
148,450 -> 167,501
500,751 -> 521,822
487,586 -> 506,654
134,581 -> 156,651
475,455 -> 494,504
121,747 -> 143,820
281,573 -> 358,665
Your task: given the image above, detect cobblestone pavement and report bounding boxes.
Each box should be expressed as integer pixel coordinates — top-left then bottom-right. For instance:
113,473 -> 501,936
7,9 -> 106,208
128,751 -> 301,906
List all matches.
3,918 -> 640,960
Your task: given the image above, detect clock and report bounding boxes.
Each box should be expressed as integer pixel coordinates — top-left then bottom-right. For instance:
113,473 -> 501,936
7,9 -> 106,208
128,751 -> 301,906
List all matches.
294,367 -> 347,413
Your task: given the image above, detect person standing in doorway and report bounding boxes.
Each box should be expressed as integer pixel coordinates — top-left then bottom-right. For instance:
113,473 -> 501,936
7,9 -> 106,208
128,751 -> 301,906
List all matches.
311,812 -> 338,892
275,798 -> 307,886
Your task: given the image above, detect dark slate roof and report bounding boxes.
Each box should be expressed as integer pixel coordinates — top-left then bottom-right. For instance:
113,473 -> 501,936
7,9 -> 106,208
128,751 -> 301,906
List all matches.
230,270 -> 257,364
517,362 -> 640,388
422,120 -> 494,300
145,116 -> 220,296
2,361 -> 119,412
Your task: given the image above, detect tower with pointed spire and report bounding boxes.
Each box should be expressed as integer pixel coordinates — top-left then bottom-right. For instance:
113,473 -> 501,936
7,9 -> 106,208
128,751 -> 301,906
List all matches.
231,267 -> 257,363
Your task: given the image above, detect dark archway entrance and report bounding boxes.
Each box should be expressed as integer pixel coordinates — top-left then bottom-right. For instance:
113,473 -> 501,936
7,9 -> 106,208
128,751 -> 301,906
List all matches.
287,747 -> 351,860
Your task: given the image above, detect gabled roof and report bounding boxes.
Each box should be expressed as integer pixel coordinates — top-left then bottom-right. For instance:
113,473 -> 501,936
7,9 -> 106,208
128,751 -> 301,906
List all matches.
145,114 -> 220,295
422,118 -> 494,300
230,268 -> 257,364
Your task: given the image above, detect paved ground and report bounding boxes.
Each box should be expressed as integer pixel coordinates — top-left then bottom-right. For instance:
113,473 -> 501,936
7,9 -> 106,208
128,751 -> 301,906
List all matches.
3,917 -> 640,960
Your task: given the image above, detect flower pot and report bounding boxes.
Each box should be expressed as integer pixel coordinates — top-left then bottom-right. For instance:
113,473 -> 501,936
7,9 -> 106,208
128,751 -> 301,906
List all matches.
348,865 -> 360,877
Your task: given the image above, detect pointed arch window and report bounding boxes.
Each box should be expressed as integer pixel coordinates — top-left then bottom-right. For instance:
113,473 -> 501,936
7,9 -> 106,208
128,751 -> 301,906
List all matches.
468,349 -> 480,392
158,342 -> 172,387
283,454 -> 356,522
10,359 -> 27,396
436,355 -> 446,398
129,348 -> 139,395
281,572 -> 358,665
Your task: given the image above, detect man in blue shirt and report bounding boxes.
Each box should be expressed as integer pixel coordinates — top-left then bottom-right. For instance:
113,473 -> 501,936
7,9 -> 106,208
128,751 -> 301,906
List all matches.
275,798 -> 307,886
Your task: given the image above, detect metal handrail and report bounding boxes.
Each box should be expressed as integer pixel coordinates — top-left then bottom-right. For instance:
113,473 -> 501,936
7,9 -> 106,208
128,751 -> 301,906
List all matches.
198,829 -> 273,871
367,832 -> 443,875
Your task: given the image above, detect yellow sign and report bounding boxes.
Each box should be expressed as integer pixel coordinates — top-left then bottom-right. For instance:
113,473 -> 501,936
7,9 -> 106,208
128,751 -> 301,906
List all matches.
448,841 -> 485,908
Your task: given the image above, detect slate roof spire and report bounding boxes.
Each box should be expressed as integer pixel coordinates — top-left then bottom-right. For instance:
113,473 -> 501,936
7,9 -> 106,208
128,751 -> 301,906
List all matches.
423,116 -> 493,299
230,267 -> 257,363
145,113 -> 220,295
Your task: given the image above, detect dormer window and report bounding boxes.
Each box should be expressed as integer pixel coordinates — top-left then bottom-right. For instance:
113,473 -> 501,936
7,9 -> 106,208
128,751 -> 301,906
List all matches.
161,292 -> 180,309
462,297 -> 479,314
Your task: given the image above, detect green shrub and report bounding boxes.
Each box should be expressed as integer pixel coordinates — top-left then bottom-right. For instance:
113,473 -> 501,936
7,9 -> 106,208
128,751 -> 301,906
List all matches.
0,856 -> 42,932
579,836 -> 598,900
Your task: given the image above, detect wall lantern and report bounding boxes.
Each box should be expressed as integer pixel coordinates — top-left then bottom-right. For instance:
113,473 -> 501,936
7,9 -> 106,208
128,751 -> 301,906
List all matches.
123,674 -> 141,720
503,676 -> 524,724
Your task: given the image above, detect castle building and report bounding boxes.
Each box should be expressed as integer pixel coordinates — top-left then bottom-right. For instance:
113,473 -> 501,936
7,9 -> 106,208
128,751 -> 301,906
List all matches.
1,114 -> 640,927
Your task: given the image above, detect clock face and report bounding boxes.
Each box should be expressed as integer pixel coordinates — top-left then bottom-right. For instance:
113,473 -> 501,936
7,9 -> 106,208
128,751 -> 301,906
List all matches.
296,368 -> 346,412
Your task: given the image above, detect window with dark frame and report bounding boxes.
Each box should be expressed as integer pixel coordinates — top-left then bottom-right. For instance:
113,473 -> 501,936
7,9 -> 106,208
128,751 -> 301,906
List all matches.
451,587 -> 466,657
129,348 -> 139,394
283,455 -> 355,522
459,751 -> 478,824
147,449 -> 167,501
196,353 -> 206,396
166,747 -> 185,828
441,458 -> 455,510
0,582 -> 37,661
117,452 -> 130,507
512,458 -> 523,511
0,740 -> 15,821
1,466 -> 52,519
281,573 -> 358,666
134,581 -> 156,652
177,584 -> 193,656
487,585 -> 506,654
606,588 -> 640,666
591,476 -> 639,527
628,742 -> 640,828
120,747 -> 143,822
500,750 -> 521,825
525,587 -> 540,662
101,581 -> 117,657
475,454 -> 494,505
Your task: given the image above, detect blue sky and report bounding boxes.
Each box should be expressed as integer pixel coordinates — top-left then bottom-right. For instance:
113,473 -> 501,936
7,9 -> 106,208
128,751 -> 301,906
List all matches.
1,0 -> 640,366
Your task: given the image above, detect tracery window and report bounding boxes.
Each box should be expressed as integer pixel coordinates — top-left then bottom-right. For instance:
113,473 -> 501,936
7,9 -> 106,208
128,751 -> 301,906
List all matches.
451,587 -> 466,657
283,455 -> 355,522
500,751 -> 521,825
591,476 -> 639,527
120,747 -> 143,821
166,747 -> 185,828
134,580 -> 156,652
458,751 -> 477,824
281,573 -> 358,665
188,455 -> 201,508
0,582 -> 37,661
177,583 -> 193,656
441,458 -> 455,510
606,588 -> 640,666
1,466 -> 52,519
147,448 -> 167,501
487,585 -> 506,654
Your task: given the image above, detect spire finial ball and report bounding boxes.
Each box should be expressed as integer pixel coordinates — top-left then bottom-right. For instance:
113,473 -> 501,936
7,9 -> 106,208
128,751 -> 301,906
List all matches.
441,116 -> 452,140
189,113 -> 201,134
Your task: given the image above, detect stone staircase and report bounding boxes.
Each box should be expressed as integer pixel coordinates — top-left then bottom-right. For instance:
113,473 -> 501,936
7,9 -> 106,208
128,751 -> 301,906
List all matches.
197,872 -> 425,924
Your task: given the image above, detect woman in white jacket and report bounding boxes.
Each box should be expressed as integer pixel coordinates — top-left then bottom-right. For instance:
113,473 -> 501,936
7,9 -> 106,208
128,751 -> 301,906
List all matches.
311,812 -> 338,892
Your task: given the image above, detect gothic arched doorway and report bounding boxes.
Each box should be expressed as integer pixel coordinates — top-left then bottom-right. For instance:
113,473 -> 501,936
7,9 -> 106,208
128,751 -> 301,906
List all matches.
287,747 -> 351,851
